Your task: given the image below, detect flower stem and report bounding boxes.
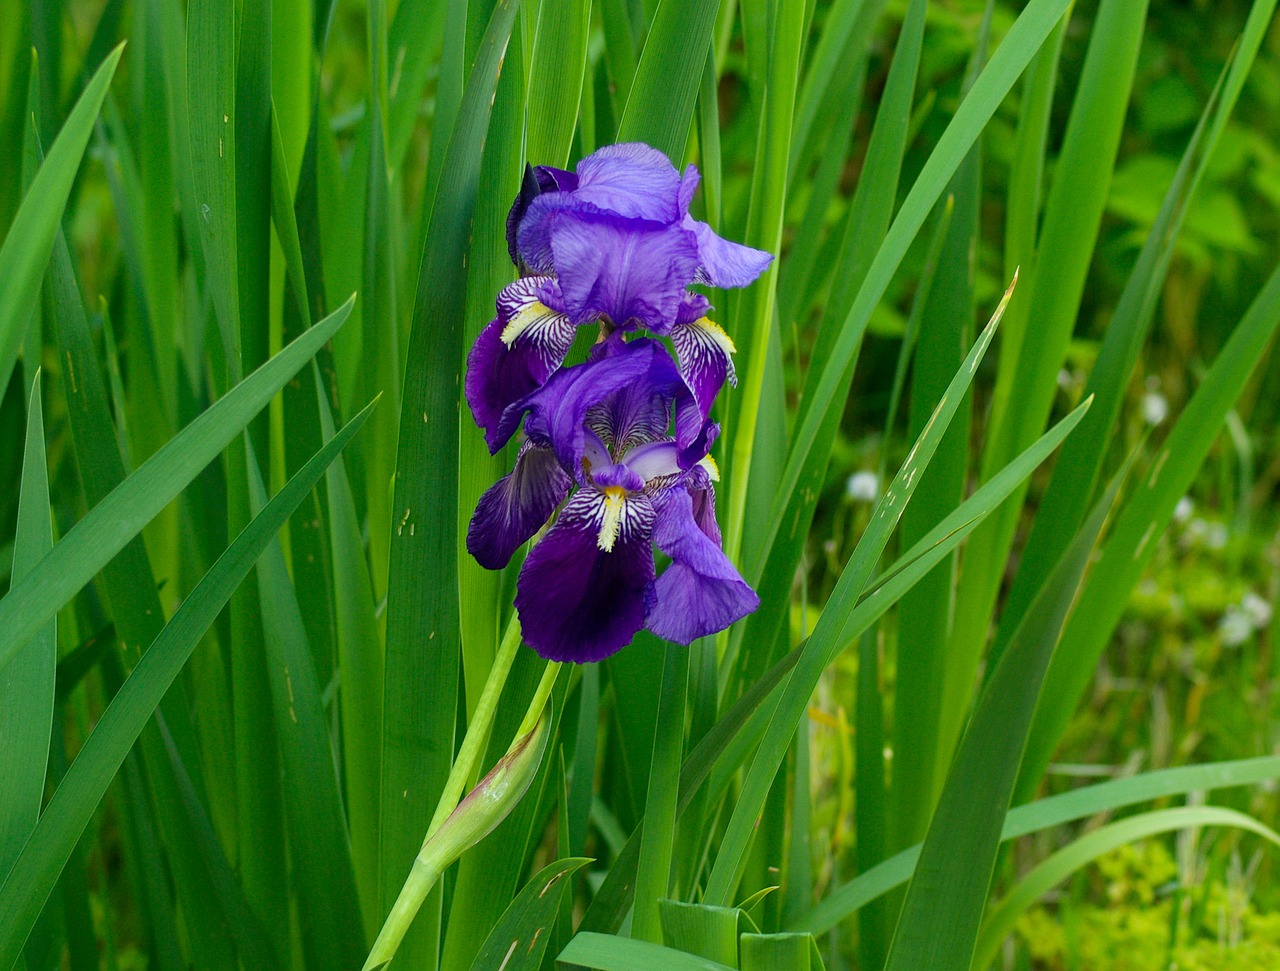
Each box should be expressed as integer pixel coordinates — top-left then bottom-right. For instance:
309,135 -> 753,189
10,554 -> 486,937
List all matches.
363,617 -> 558,970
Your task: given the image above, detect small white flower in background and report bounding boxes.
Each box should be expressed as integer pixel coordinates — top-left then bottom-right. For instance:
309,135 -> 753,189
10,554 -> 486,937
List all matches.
1242,592 -> 1273,630
1220,607 -> 1253,646
1207,523 -> 1229,551
1184,518 -> 1209,545
1142,391 -> 1169,426
1174,496 -> 1194,524
846,470 -> 880,503
1057,369 -> 1073,390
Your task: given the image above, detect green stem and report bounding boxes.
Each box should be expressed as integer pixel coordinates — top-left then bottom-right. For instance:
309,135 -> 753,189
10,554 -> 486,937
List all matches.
363,617 -> 549,970
631,646 -> 690,942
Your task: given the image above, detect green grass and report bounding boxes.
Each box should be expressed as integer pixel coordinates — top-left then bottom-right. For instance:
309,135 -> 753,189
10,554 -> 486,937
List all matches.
1,1 -> 1279,969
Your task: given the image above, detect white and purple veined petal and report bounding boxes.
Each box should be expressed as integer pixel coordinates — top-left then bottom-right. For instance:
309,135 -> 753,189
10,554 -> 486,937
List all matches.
644,479 -> 758,645
465,276 -> 578,453
466,442 -> 573,570
669,294 -> 738,432
515,488 -> 658,663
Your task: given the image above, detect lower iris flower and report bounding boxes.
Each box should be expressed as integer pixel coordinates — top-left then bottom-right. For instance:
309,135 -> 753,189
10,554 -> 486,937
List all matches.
466,338 -> 759,663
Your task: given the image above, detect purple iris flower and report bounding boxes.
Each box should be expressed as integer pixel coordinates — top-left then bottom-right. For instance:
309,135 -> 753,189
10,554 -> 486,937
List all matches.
465,143 -> 772,454
466,338 -> 759,663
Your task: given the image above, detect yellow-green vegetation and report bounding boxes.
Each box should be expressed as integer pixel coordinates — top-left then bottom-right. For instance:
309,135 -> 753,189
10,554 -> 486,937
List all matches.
1019,841 -> 1280,970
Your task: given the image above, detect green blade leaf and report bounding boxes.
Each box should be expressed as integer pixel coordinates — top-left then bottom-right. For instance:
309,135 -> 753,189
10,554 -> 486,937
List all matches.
705,278 -> 1016,906
0,374 -> 53,873
558,932 -> 737,971
0,295 -> 355,674
0,396 -> 376,966
754,0 -> 1072,590
1019,260 -> 1280,795
378,2 -> 520,966
471,858 -> 590,970
796,756 -> 1280,935
617,0 -> 720,158
246,441 -> 366,969
0,44 -> 122,404
973,806 -> 1280,969
883,463 -> 1123,971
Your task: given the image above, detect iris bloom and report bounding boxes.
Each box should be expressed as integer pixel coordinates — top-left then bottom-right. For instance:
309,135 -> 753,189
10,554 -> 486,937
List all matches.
466,143 -> 772,454
466,338 -> 758,662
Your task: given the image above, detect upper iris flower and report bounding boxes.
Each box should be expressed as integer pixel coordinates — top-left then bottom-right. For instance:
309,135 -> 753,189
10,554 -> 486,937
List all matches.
466,338 -> 759,663
466,143 -> 772,454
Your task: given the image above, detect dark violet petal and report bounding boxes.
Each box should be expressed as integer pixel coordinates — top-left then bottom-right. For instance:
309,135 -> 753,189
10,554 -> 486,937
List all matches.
517,341 -> 662,480
645,485 -> 758,644
467,443 -> 572,570
670,315 -> 737,430
684,462 -> 723,546
465,277 -> 578,453
677,419 -> 718,471
515,192 -> 595,275
591,463 -> 644,492
506,166 -> 576,268
550,213 -> 699,331
675,291 -> 711,325
538,164 -> 577,191
516,490 -> 657,663
586,368 -> 674,455
686,217 -> 774,289
572,143 -> 681,222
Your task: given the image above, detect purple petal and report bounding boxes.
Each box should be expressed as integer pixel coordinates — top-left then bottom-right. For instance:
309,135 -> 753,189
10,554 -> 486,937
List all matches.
465,277 -> 578,453
669,316 -> 737,430
467,443 -> 572,570
678,164 -> 700,215
685,217 -> 774,289
572,143 -> 682,222
507,164 -> 571,267
645,484 -> 758,644
550,214 -> 700,331
585,366 -> 675,455
675,291 -> 711,325
516,490 -> 657,662
684,462 -> 723,546
622,441 -> 683,483
515,341 -> 663,480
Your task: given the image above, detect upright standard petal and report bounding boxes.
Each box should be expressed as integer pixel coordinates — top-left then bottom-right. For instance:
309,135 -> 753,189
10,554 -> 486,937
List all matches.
507,164 -> 572,267
646,484 -> 758,644
550,213 -> 700,331
516,340 -> 662,480
516,490 -> 657,662
467,443 -> 572,570
465,277 -> 578,453
570,143 -> 682,222
677,160 -> 773,288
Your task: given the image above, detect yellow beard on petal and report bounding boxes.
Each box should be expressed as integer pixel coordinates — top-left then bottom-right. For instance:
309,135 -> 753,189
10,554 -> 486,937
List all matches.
597,487 -> 627,552
698,453 -> 720,482
500,300 -> 553,346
